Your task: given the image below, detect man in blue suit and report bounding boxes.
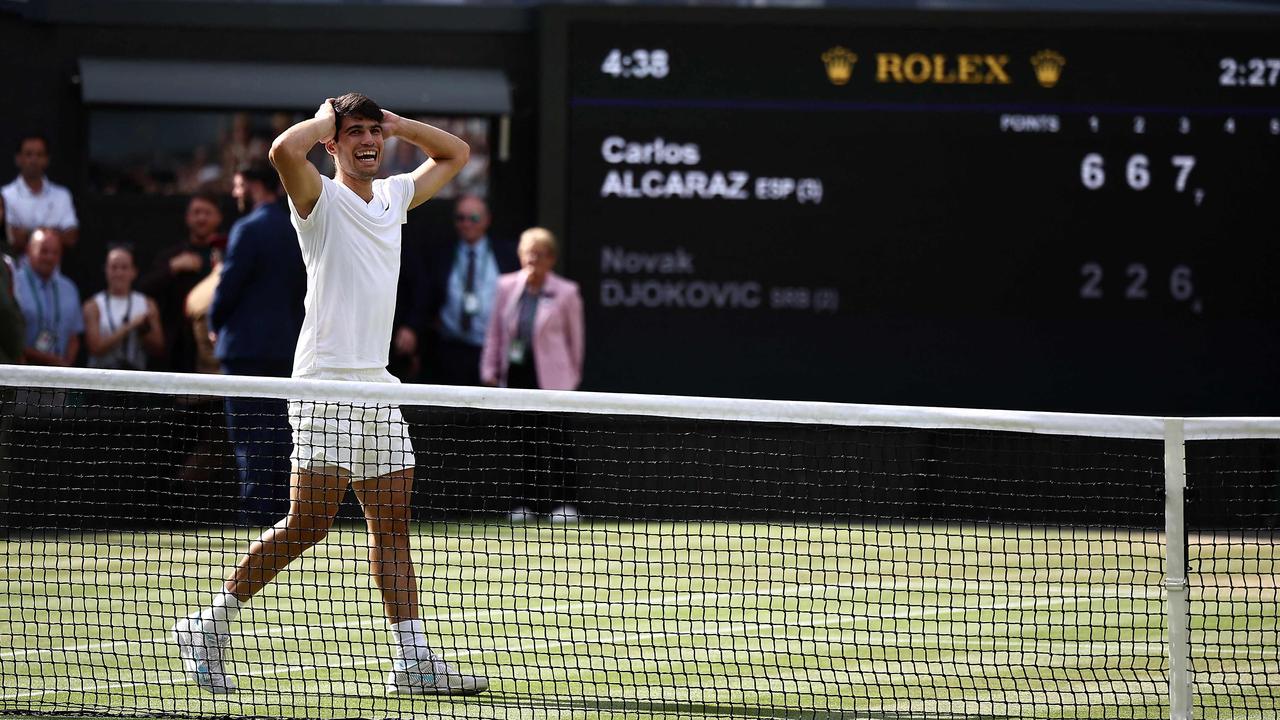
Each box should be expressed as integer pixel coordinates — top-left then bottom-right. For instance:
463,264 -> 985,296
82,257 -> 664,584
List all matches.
211,161 -> 306,525
420,195 -> 518,385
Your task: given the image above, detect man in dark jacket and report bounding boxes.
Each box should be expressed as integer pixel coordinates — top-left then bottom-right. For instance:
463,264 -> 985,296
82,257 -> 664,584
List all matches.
210,161 -> 306,524
139,191 -> 224,372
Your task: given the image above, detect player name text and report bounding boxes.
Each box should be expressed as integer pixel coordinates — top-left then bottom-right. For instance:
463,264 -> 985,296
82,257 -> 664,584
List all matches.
601,246 -> 695,274
602,136 -> 700,165
601,169 -> 751,200
598,136 -> 824,204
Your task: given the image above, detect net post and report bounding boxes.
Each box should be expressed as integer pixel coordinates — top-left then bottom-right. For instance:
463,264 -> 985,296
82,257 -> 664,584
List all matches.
1164,417 -> 1192,720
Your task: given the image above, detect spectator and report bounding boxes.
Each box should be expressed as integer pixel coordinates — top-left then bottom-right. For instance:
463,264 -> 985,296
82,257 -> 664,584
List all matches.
2,135 -> 79,256
425,195 -> 517,385
14,229 -> 82,366
139,191 -> 225,371
83,245 -> 163,370
480,227 -> 585,522
481,228 -> 584,391
210,161 -> 305,524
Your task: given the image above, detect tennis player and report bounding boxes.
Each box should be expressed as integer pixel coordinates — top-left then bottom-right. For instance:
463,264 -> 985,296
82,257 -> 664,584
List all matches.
174,93 -> 485,696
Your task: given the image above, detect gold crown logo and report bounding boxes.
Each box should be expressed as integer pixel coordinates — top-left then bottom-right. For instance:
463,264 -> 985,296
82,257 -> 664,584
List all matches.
821,46 -> 858,86
1030,49 -> 1066,88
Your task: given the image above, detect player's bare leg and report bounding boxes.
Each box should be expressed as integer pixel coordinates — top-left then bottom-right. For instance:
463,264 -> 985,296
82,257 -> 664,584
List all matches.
358,468 -> 489,695
174,466 -> 346,693
355,468 -> 418,622
227,466 -> 348,599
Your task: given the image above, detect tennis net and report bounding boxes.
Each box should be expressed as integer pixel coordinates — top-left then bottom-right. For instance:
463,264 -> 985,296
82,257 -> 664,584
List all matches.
0,365 -> 1275,719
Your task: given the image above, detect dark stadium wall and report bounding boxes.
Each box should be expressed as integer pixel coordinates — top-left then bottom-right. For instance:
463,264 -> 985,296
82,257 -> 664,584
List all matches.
0,4 -> 538,301
0,10 -> 81,233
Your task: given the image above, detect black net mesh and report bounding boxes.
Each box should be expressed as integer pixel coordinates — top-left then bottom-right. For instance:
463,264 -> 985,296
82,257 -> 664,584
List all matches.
0,379 -> 1269,718
1186,440 -> 1280,720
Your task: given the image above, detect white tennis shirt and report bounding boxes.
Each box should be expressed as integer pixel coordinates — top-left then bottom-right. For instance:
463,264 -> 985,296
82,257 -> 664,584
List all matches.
2,176 -> 79,232
288,173 -> 414,376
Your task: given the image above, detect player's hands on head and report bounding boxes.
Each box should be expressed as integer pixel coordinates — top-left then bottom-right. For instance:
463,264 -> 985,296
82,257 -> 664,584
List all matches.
316,98 -> 337,144
380,109 -> 402,137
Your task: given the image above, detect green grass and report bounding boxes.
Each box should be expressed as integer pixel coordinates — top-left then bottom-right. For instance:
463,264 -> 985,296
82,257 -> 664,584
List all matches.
0,522 -> 1276,719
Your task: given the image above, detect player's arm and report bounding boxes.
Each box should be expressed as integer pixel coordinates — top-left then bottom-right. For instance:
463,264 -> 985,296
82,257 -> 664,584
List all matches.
380,111 -> 470,210
268,100 -> 334,219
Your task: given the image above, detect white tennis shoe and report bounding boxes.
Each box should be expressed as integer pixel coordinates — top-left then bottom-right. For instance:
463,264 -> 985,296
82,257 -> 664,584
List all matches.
172,613 -> 236,694
386,653 -> 489,695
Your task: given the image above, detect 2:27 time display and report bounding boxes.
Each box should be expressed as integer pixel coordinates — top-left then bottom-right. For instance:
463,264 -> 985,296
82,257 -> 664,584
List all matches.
1219,57 -> 1280,87
601,49 -> 670,79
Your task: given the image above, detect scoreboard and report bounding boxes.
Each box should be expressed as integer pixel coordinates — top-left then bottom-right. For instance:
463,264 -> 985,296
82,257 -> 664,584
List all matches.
538,8 -> 1280,414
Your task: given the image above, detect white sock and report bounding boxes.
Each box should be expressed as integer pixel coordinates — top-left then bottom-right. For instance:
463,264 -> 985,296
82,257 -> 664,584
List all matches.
198,591 -> 242,636
390,619 -> 431,662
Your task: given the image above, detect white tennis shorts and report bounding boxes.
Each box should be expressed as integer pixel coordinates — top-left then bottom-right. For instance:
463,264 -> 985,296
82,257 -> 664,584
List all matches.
288,368 -> 416,480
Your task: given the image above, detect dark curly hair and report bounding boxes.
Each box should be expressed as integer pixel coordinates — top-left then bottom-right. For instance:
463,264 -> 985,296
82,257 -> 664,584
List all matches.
331,92 -> 384,136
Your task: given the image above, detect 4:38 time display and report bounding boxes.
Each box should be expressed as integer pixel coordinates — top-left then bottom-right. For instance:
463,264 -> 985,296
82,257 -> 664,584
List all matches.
601,49 -> 670,79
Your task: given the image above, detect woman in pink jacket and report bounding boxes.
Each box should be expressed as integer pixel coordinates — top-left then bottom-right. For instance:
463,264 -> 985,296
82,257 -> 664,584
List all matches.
481,227 -> 584,391
481,227 -> 585,522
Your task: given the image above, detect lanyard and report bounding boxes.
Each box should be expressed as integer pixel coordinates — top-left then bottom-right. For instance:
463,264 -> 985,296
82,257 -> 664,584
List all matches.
103,293 -> 136,362
104,293 -> 133,333
23,268 -> 60,332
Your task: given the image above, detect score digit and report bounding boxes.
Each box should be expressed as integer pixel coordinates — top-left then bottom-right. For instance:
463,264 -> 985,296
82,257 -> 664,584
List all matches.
1171,156 -> 1196,192
1081,154 -> 1198,195
1126,154 -> 1150,191
1081,153 -> 1105,190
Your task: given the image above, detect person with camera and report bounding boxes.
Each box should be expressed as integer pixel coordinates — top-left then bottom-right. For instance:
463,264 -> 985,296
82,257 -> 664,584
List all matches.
83,244 -> 163,370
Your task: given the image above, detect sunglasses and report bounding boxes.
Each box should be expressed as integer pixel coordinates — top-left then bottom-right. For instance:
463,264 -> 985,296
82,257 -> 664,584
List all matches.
454,213 -> 484,223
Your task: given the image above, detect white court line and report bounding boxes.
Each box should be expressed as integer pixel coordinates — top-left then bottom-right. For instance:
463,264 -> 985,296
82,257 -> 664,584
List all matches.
2,584 -> 1145,701
0,577 -> 1156,661
0,580 -> 858,661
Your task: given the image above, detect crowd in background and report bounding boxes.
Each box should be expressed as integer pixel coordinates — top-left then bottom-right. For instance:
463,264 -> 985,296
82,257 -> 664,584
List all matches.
0,131 -> 582,383
90,110 -> 490,200
0,129 -> 585,523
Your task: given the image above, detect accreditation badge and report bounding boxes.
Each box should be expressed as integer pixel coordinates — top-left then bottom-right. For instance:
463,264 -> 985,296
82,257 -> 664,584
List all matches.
508,338 -> 527,365
463,292 -> 480,316
35,330 -> 56,353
